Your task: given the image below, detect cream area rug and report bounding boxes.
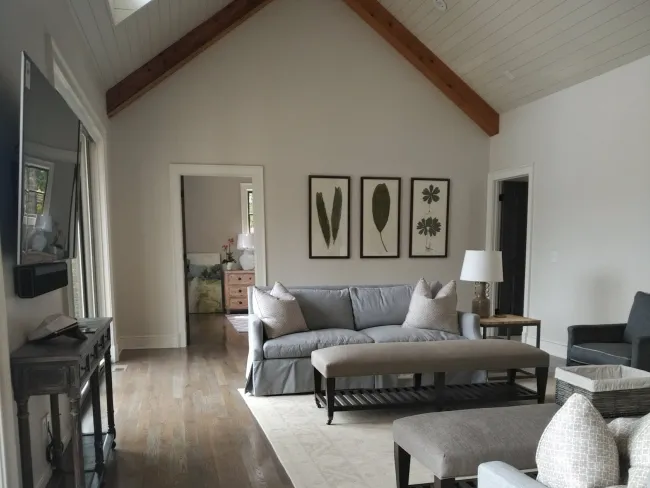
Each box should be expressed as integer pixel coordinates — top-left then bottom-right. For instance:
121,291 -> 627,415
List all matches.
240,377 -> 556,488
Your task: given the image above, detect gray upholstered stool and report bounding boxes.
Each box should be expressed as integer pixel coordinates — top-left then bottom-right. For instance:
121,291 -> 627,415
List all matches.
392,403 -> 559,487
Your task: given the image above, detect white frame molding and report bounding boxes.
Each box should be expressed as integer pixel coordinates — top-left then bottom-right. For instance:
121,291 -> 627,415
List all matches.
170,164 -> 267,347
485,165 -> 535,344
240,182 -> 253,235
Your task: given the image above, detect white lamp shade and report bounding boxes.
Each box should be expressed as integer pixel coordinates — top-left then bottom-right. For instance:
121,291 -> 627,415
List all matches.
35,214 -> 53,232
237,233 -> 254,250
460,250 -> 503,282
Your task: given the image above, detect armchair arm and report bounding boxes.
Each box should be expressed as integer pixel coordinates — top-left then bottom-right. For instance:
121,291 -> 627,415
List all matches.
567,324 -> 626,346
458,311 -> 481,340
478,462 -> 543,488
632,336 -> 650,372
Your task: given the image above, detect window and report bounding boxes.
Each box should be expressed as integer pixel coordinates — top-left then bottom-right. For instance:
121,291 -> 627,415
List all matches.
240,183 -> 254,235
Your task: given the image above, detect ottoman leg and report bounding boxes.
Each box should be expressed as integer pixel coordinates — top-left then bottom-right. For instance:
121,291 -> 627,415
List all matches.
326,377 -> 335,425
394,443 -> 410,488
536,367 -> 549,404
313,367 -> 322,408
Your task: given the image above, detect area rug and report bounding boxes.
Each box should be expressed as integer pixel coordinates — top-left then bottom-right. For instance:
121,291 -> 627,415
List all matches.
225,314 -> 248,333
240,377 -> 556,488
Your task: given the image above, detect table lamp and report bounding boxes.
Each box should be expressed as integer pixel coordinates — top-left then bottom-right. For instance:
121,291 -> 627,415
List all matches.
237,233 -> 255,271
460,250 -> 503,318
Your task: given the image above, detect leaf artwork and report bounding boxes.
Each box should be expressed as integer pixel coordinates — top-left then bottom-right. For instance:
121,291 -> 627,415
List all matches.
371,183 -> 390,252
422,185 -> 440,205
416,216 -> 442,252
315,192 -> 331,248
331,187 -> 343,245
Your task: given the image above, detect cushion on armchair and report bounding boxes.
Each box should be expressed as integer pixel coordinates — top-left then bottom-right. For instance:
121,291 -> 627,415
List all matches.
624,291 -> 650,344
569,342 -> 632,366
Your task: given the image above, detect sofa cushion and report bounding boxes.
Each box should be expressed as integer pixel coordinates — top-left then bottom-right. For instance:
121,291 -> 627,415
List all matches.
263,329 -> 372,359
350,285 -> 416,330
289,288 -> 355,330
570,342 -> 632,366
403,280 -> 459,334
361,325 -> 463,343
624,291 -> 650,343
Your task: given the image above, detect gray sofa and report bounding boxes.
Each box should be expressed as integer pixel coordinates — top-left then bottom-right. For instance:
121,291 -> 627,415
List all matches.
245,283 -> 484,396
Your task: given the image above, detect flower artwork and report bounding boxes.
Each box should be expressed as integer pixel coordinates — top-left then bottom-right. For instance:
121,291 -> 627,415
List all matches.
409,179 -> 450,257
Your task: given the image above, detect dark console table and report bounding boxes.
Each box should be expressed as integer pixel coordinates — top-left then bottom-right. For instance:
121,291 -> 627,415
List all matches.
11,317 -> 116,488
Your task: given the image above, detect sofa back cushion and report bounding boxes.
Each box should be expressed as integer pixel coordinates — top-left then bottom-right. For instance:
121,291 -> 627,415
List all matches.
283,287 -> 355,330
350,284 -> 429,330
624,291 -> 650,343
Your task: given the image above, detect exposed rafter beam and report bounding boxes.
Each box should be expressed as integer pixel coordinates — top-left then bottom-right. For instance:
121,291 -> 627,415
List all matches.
343,0 -> 499,136
106,0 -> 275,117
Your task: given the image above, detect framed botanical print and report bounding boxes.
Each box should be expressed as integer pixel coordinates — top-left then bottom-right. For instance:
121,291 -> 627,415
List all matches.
409,178 -> 450,258
309,175 -> 351,258
360,177 -> 401,258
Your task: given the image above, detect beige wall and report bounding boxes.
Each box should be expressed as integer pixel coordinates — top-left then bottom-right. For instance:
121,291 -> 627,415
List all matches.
0,0 -> 108,485
183,176 -> 251,256
109,0 -> 490,348
490,55 -> 650,357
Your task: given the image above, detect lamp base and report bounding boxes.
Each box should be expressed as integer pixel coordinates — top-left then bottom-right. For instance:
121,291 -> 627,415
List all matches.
472,282 -> 492,318
239,249 -> 255,271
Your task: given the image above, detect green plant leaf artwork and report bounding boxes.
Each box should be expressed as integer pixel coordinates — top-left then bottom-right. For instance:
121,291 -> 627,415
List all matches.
422,185 -> 440,205
372,183 -> 390,252
316,192 -> 331,248
331,186 -> 343,245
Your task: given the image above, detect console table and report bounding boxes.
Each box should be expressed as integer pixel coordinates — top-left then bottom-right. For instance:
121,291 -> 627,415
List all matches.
11,317 -> 116,488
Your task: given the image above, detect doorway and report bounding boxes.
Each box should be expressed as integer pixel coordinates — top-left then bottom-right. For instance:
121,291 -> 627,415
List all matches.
170,164 -> 266,348
485,167 -> 534,343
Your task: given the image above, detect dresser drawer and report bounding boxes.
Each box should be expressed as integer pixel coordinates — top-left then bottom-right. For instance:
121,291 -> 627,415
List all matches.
227,297 -> 248,311
228,286 -> 248,298
226,272 -> 254,286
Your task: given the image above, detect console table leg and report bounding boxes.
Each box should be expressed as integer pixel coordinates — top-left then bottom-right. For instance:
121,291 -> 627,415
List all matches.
69,394 -> 85,488
326,377 -> 335,425
104,349 -> 117,446
90,370 -> 104,473
17,398 -> 34,488
49,394 -> 63,471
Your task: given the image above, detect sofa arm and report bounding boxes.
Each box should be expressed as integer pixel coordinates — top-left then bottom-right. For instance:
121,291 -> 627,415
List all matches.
567,324 -> 626,347
458,311 -> 481,340
248,315 -> 265,362
478,462 -> 543,488
632,336 -> 650,372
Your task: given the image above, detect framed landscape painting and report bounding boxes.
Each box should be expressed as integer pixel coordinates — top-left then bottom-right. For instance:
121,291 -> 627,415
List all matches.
360,177 -> 401,258
309,175 -> 350,258
409,178 -> 450,258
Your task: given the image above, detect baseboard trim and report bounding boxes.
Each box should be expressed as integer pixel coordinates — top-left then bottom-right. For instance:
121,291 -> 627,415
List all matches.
119,334 -> 180,350
523,332 -> 567,359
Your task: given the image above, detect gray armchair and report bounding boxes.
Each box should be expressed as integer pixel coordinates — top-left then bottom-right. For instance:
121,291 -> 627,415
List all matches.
566,291 -> 650,372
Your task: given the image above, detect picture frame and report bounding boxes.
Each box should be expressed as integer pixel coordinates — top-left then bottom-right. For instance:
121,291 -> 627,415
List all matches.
409,178 -> 450,258
360,177 -> 401,258
309,175 -> 351,259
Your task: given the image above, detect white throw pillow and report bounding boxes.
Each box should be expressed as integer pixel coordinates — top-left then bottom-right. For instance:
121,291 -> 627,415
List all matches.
627,413 -> 650,488
609,417 -> 640,469
252,282 -> 308,339
536,393 -> 620,488
402,279 -> 458,334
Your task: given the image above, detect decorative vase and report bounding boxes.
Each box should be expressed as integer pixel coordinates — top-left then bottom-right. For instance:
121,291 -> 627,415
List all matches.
226,261 -> 238,271
239,249 -> 255,271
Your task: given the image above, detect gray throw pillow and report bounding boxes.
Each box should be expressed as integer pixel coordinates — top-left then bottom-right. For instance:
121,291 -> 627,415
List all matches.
252,282 -> 308,339
402,279 -> 458,334
628,413 -> 650,487
536,393 -> 620,488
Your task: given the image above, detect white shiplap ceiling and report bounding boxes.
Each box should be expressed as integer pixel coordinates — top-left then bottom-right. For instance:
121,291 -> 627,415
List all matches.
70,0 -> 650,113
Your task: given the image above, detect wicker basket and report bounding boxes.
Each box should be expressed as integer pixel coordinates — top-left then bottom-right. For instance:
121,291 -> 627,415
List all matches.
555,365 -> 650,418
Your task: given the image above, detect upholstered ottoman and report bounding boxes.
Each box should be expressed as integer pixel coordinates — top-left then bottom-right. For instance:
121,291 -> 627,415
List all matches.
393,403 -> 560,487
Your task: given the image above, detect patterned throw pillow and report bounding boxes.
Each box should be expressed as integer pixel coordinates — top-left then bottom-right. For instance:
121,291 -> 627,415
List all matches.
402,279 -> 458,334
628,413 -> 650,488
609,417 -> 640,471
252,282 -> 308,339
536,393 -> 620,488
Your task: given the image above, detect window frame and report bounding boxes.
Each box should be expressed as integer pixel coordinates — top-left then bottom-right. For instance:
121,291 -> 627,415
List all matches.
240,182 -> 253,235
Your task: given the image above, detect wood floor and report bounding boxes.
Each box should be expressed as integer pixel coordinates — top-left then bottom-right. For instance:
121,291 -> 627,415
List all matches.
103,314 -> 293,488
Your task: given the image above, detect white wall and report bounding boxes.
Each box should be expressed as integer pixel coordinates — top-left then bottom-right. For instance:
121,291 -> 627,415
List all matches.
183,176 -> 251,256
0,1 -> 107,486
490,55 -> 650,357
109,0 -> 490,348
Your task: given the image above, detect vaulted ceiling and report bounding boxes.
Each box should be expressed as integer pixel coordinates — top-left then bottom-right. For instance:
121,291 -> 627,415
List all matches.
70,0 -> 650,115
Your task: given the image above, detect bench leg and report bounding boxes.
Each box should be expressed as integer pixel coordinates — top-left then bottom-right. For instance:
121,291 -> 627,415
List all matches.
394,443 -> 410,488
313,367 -> 323,408
507,368 -> 517,385
326,377 -> 335,425
413,373 -> 422,388
434,372 -> 446,409
434,477 -> 456,488
536,367 -> 549,404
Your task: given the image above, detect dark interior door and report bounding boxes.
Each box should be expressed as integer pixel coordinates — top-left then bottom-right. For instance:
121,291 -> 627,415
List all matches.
181,176 -> 190,345
497,180 -> 528,333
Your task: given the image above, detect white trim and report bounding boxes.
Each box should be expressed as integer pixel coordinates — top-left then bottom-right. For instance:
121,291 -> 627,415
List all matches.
538,339 -> 567,359
485,165 -> 534,341
240,182 -> 253,235
170,164 -> 267,347
51,41 -> 118,361
119,335 -> 181,350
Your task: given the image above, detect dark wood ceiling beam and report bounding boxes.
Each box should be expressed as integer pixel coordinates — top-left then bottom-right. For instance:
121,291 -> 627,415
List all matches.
343,0 -> 499,136
106,0 -> 275,117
